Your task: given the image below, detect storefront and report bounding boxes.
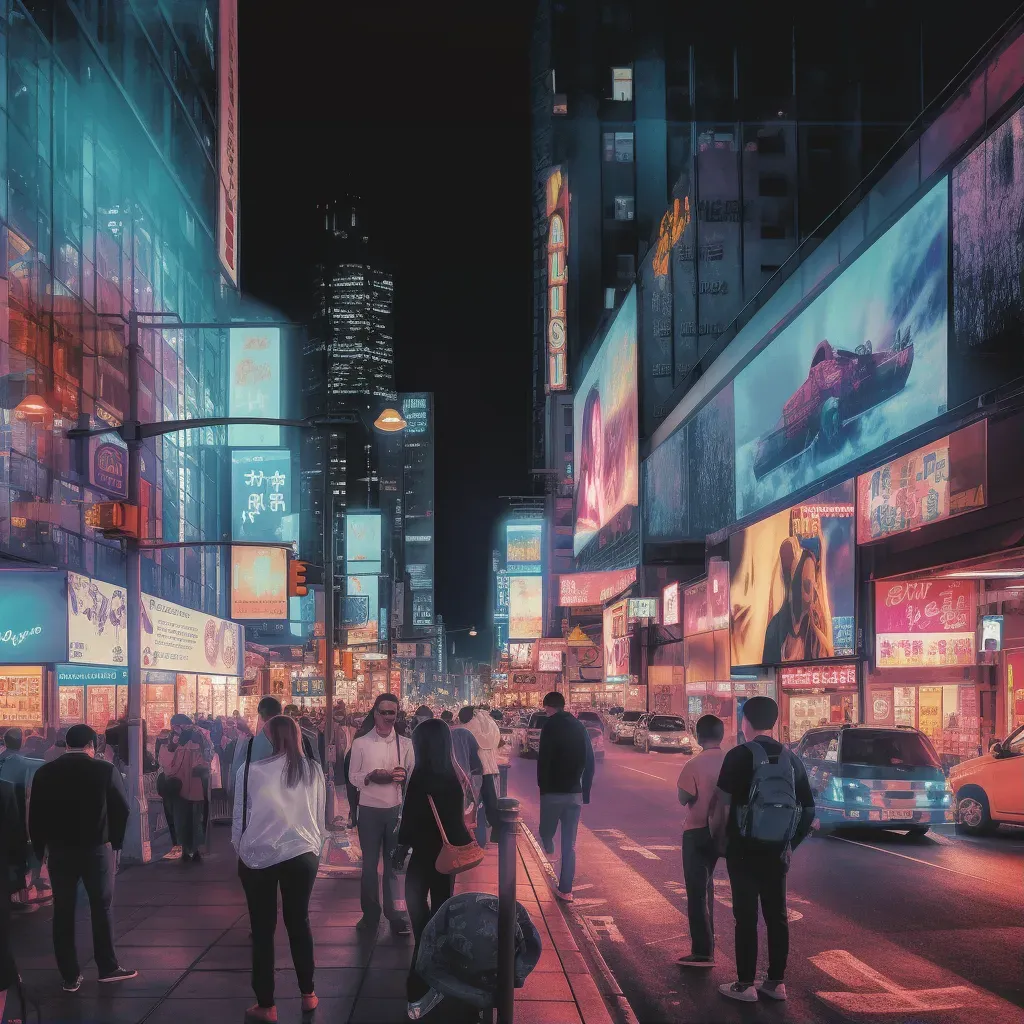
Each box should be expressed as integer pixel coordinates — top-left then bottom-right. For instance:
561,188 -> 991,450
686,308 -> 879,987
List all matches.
57,665 -> 128,731
778,663 -> 859,745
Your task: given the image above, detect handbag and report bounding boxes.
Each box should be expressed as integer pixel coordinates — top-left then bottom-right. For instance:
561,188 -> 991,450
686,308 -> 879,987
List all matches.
156,773 -> 182,800
428,795 -> 484,875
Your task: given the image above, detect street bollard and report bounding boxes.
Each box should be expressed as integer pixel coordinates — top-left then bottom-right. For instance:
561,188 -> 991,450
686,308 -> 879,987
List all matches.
498,762 -> 509,798
496,796 -> 520,1024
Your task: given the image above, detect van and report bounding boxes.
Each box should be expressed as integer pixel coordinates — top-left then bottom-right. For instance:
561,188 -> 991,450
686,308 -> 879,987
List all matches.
949,724 -> 1024,834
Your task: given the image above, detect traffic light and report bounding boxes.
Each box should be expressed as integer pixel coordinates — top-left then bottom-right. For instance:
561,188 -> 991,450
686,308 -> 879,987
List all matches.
288,558 -> 309,597
84,502 -> 139,539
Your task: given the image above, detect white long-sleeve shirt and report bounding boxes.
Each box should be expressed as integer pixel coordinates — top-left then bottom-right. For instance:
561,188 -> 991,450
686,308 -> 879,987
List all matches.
349,729 -> 414,809
465,710 -> 500,776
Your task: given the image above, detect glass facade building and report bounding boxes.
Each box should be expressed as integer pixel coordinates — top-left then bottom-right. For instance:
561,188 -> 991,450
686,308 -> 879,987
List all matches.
0,1 -> 234,615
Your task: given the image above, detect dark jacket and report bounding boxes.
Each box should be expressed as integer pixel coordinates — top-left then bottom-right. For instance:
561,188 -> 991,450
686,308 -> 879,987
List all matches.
28,753 -> 131,858
537,711 -> 595,802
397,770 -> 472,865
0,780 -> 27,891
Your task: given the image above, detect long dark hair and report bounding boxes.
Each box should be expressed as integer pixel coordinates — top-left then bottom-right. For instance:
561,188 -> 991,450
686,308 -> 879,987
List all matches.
411,718 -> 457,778
266,715 -> 311,788
354,693 -> 401,739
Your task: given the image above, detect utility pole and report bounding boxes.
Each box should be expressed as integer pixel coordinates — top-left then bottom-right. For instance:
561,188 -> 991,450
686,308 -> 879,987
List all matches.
322,426 -> 338,825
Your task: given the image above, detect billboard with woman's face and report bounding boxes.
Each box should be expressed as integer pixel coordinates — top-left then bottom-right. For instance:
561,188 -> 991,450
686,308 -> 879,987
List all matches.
574,288 -> 639,568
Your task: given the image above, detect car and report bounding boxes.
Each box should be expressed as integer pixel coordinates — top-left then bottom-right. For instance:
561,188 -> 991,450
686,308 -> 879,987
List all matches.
753,335 -> 915,479
796,725 -> 953,835
586,725 -> 606,761
949,724 -> 1024,834
611,710 -> 644,744
633,714 -> 695,754
576,710 -> 605,733
520,711 -> 547,757
496,726 -> 514,768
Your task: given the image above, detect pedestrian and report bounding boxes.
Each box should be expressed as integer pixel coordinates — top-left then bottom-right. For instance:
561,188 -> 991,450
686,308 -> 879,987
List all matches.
44,728 -> 67,763
450,712 -> 483,778
298,716 -> 322,766
0,774 -> 28,1018
411,705 -> 434,733
463,707 -> 501,841
233,716 -> 325,1023
231,697 -> 284,784
27,724 -> 135,991
163,724 -> 209,864
440,710 -> 453,725
395,718 -> 473,1019
710,696 -> 815,1003
675,714 -> 727,967
537,692 -> 595,903
348,693 -> 413,935
0,730 -> 22,776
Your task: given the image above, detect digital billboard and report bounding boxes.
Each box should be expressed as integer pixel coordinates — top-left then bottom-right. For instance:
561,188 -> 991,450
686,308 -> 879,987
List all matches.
508,576 -> 542,640
229,327 -> 280,446
545,166 -> 568,392
232,450 -> 291,542
506,522 -> 542,574
688,384 -> 736,537
0,571 -> 68,664
875,578 -> 976,668
730,480 -> 856,668
217,0 -> 239,285
141,593 -> 243,675
346,575 -> 380,645
603,600 -> 630,682
734,180 -> 948,518
643,426 -> 687,541
67,573 -> 127,666
573,287 -> 639,566
346,512 -> 382,575
231,546 -> 288,620
494,571 -> 509,620
557,567 -> 637,607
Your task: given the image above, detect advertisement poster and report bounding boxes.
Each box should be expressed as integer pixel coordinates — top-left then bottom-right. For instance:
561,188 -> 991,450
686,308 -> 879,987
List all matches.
870,687 -> 895,726
857,420 -> 987,542
0,570 -> 69,664
545,165 -> 569,392
59,685 -> 84,724
574,287 -> 639,566
232,450 -> 291,542
346,576 -> 379,646
140,594 -> 242,676
874,577 -> 976,668
67,573 -> 127,666
346,512 -> 382,575
662,582 -> 680,626
558,567 -> 636,607
494,572 -> 509,620
1006,650 -> 1024,733
231,546 -> 288,620
730,480 -> 856,667
509,576 -> 542,640
603,601 -> 630,682
228,327 -> 280,446
789,694 -> 831,738
734,180 -> 948,518
506,523 -> 542,573
89,433 -> 128,498
0,668 -> 44,726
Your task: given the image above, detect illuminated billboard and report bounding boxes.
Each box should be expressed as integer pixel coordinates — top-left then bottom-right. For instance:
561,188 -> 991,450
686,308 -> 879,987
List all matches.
545,166 -> 568,392
603,600 -> 630,682
734,180 -> 948,518
494,572 -> 509,620
662,582 -> 680,627
346,512 -> 382,575
231,450 -> 291,542
229,327 -> 280,446
231,546 -> 288,620
875,578 -> 976,668
508,576 -> 542,640
573,287 -> 639,567
643,427 -> 687,541
506,522 -> 542,574
0,571 -> 69,663
217,0 -> 239,285
346,575 -> 379,645
730,480 -> 856,668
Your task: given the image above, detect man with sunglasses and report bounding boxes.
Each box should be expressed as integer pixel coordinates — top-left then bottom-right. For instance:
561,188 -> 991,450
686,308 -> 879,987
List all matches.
349,694 -> 414,935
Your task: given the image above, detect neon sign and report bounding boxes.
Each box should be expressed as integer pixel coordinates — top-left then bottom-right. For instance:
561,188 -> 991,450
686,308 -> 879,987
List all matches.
653,197 -> 691,278
546,167 -> 568,392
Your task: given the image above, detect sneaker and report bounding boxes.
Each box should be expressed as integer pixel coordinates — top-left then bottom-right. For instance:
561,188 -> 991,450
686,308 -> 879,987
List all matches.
163,846 -> 183,860
676,954 -> 715,967
555,889 -> 574,903
62,974 -> 84,993
301,993 -> 319,1013
390,918 -> 412,936
757,980 -> 788,1001
244,1005 -> 278,1023
98,967 -> 138,983
719,982 -> 758,1003
542,840 -> 555,855
407,988 -> 444,1019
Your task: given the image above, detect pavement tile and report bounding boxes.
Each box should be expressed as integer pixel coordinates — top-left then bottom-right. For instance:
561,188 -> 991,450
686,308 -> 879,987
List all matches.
349,995 -> 412,1023
307,910 -> 365,927
26,994 -> 165,1023
533,949 -> 566,973
355,966 -> 411,998
116,926 -> 227,946
556,949 -> 591,975
567,971 -> 615,1024
367,944 -> 414,969
115,946 -> 210,970
511,1000 -> 584,1024
145,995 -> 354,1023
514,970 -> 574,1001
192,945 -> 255,970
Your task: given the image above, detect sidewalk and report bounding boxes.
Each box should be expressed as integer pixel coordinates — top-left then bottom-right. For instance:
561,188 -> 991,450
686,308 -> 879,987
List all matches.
5,824 -> 616,1024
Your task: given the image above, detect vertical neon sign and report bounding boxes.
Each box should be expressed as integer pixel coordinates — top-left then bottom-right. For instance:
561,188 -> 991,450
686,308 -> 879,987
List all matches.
218,0 -> 239,286
546,167 -> 568,392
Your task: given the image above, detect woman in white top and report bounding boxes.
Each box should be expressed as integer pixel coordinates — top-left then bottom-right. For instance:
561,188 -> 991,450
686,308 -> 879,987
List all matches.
232,715 -> 326,1024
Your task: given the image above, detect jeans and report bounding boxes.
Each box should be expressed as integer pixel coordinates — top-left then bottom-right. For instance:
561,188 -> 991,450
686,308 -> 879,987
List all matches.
726,850 -> 790,985
539,793 -> 583,894
357,804 -> 403,923
682,827 -> 718,958
48,843 -> 118,980
172,797 -> 206,857
238,852 -> 318,1008
405,854 -> 453,1001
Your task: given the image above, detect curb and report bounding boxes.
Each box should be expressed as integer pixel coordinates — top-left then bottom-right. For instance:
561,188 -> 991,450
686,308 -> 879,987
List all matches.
519,822 -> 640,1024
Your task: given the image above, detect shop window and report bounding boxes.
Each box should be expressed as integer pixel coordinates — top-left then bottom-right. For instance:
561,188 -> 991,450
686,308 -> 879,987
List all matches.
611,67 -> 633,102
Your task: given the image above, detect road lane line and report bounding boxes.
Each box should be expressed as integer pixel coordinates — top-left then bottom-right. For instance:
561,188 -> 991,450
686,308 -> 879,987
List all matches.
613,763 -> 674,782
827,834 -> 1005,884
644,932 -> 689,946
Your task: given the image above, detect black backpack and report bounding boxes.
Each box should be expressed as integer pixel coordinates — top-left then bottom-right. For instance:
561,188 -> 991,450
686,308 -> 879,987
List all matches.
736,742 -> 801,845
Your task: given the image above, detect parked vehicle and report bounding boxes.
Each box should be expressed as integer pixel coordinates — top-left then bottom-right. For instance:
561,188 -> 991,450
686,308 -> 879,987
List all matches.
518,711 -> 547,757
586,725 -> 606,761
496,727 -> 514,767
611,710 -> 644,744
797,725 -> 953,835
633,714 -> 695,754
949,724 -> 1024,834
577,710 -> 605,734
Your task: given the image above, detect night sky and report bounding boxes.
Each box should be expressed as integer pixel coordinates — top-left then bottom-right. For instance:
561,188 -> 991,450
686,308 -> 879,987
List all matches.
240,4 -> 534,661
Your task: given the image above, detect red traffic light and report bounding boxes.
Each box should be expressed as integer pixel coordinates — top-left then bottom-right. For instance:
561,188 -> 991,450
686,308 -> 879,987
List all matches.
288,559 -> 309,597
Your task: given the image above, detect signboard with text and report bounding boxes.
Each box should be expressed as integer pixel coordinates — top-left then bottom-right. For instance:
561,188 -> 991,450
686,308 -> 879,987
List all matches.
874,578 -> 977,668
779,663 -> 858,692
231,450 -> 291,542
346,513 -> 382,575
0,571 -> 68,664
558,567 -> 637,608
140,593 -> 243,676
67,572 -> 127,666
662,582 -> 680,626
231,546 -> 288,620
229,327 -> 280,446
545,166 -> 568,392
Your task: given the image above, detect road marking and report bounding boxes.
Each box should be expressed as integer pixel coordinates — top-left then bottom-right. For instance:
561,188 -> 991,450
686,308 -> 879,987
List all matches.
573,883 -> 594,891
645,931 -> 689,946
592,828 -> 662,860
827,834 -> 1001,884
613,764 -> 674,782
647,844 -> 681,851
811,949 -> 972,1013
572,897 -> 608,908
712,879 -> 803,922
584,915 -> 625,943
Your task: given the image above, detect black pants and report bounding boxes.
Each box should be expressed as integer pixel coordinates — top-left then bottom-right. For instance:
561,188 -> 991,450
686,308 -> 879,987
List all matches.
682,827 -> 718,958
726,850 -> 789,985
48,844 -> 118,981
0,875 -> 17,990
479,774 -> 498,831
405,854 -> 452,1001
238,852 -> 318,1008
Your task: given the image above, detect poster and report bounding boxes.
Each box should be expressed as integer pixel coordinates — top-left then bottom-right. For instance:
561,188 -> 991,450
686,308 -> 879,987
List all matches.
509,576 -> 542,640
574,287 -> 639,566
789,695 -> 831,739
231,450 -> 291,542
140,593 -> 243,676
603,601 -> 630,682
228,327 -> 280,446
730,480 -> 856,667
87,686 -> 115,732
662,582 -> 680,627
506,523 -> 542,574
735,180 -> 948,518
346,576 -> 379,645
346,513 -> 382,575
918,686 -> 943,742
875,578 -> 976,668
0,571 -> 69,664
870,688 -> 894,726
59,685 -> 84,725
0,668 -> 44,726
231,546 -> 288,620
67,573 -> 127,666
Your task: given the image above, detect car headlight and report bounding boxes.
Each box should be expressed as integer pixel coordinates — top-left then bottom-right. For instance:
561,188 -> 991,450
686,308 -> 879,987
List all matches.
925,780 -> 954,805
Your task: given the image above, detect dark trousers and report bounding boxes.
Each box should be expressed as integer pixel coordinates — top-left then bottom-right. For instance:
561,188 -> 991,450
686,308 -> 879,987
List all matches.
479,774 -> 498,831
172,798 -> 205,857
726,851 -> 789,985
682,827 -> 718,958
48,844 -> 118,980
238,852 -> 318,1008
357,805 -> 402,923
0,875 -> 17,990
405,854 -> 453,1001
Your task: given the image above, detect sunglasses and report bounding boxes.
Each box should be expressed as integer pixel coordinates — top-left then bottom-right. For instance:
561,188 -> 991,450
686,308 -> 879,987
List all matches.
375,709 -> 397,717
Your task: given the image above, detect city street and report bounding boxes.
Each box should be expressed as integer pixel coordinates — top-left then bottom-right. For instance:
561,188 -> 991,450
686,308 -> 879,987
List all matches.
507,743 -> 1024,1024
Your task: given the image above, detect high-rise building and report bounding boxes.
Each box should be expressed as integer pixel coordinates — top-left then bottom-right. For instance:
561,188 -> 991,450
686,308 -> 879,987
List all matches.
401,393 -> 434,631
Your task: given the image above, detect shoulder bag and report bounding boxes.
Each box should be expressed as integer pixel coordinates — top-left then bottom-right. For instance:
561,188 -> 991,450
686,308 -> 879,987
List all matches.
428,794 -> 484,875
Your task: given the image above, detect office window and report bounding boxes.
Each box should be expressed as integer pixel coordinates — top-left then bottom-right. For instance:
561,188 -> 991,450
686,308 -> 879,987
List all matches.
604,132 -> 634,161
614,196 -> 635,221
563,406 -> 573,427
605,287 -> 616,308
553,94 -> 567,115
611,67 -> 633,102
564,432 -> 573,454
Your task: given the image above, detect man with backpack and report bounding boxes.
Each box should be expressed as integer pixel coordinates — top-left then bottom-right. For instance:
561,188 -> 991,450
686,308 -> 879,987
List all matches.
710,696 -> 815,1003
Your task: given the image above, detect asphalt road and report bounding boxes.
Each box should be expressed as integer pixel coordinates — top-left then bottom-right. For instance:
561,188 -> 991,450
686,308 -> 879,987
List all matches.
507,741 -> 1024,1024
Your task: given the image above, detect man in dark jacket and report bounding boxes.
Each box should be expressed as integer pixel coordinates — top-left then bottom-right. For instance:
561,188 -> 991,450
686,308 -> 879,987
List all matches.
537,691 -> 595,903
28,724 -> 136,992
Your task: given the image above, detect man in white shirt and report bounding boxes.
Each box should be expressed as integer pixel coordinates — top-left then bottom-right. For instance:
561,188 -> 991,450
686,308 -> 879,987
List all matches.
463,707 -> 500,842
349,693 -> 414,935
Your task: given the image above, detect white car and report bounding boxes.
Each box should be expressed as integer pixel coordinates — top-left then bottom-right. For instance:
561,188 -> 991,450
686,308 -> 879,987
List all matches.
634,714 -> 695,754
611,710 -> 644,743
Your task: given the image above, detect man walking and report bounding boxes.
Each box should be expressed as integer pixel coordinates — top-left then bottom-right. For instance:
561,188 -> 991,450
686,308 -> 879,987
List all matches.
28,725 -> 136,991
464,708 -> 501,840
537,692 -> 595,903
675,714 -> 727,967
349,693 -> 413,935
710,696 -> 815,1003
